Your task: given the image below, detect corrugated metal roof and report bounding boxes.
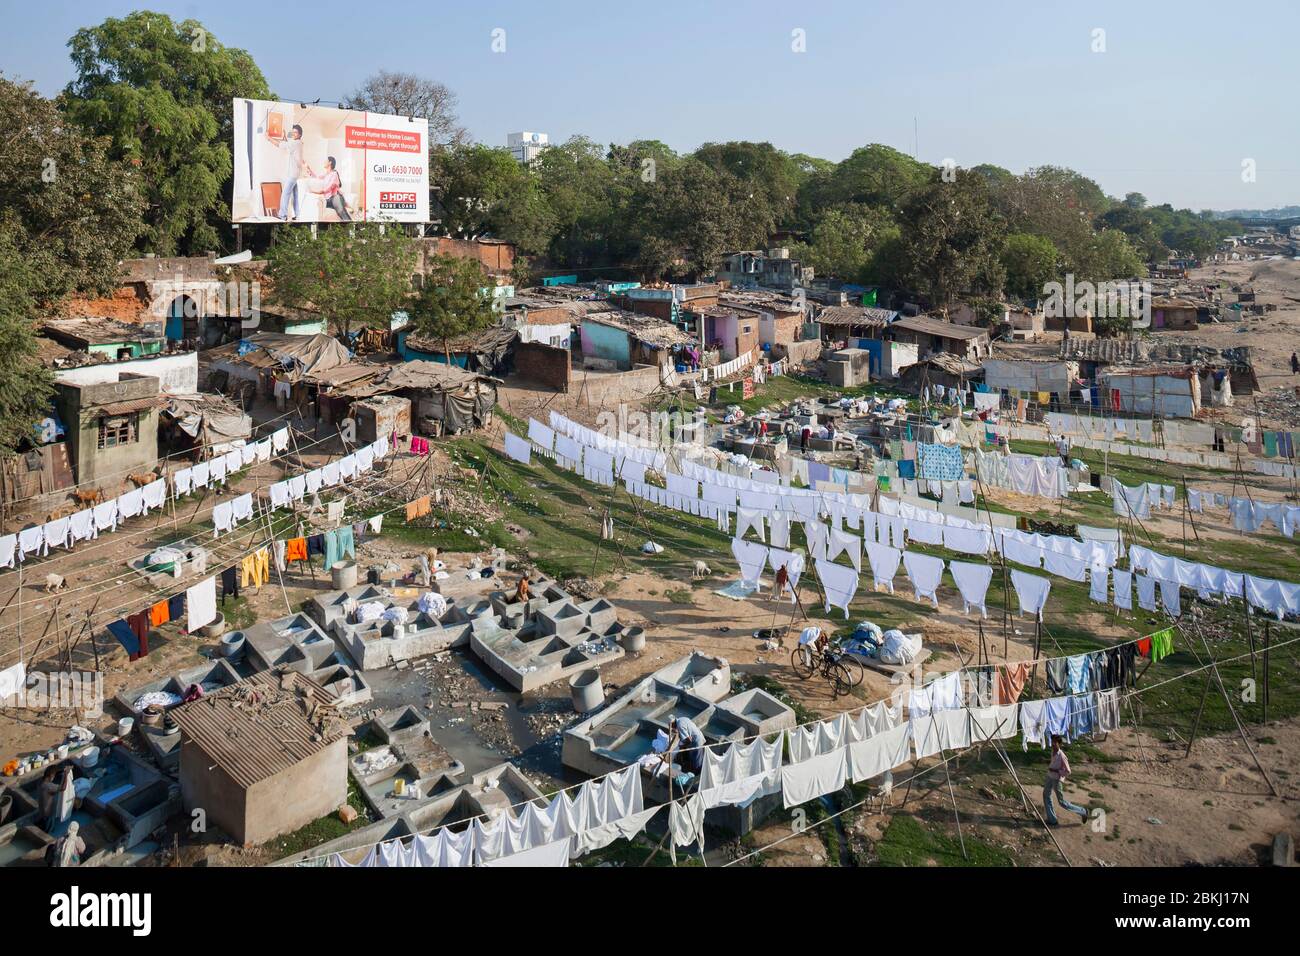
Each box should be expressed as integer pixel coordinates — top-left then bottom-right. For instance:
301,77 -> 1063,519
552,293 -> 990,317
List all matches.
890,315 -> 990,340
172,669 -> 347,790
92,397 -> 160,416
816,306 -> 898,328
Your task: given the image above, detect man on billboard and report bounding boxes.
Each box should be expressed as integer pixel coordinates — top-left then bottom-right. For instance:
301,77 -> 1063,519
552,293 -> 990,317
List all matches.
272,123 -> 305,221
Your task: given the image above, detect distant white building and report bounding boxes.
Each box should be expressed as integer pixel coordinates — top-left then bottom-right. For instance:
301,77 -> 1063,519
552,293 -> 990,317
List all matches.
508,131 -> 549,165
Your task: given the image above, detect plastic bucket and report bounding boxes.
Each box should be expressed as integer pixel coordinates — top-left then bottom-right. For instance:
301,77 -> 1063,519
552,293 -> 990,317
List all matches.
118,717 -> 135,737
78,746 -> 100,769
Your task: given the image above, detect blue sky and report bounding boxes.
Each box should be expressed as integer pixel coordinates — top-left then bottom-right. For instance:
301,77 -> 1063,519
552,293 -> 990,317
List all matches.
3,0 -> 1297,210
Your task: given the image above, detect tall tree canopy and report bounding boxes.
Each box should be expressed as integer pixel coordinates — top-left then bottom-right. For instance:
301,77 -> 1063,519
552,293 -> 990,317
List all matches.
0,74 -> 145,304
0,223 -> 57,455
266,223 -> 417,337
894,170 -> 1006,308
344,70 -> 465,148
433,145 -> 554,256
407,254 -> 497,364
61,11 -> 271,255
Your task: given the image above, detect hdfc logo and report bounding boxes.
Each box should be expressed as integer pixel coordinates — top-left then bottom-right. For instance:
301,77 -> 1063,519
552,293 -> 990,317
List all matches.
379,191 -> 418,210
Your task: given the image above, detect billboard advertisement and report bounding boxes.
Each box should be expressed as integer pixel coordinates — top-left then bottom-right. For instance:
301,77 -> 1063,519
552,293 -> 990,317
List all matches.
231,98 -> 429,224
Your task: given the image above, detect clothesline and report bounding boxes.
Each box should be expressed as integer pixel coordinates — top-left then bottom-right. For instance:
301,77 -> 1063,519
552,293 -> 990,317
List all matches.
0,459 -> 426,672
0,429 -> 389,575
0,426 -> 388,622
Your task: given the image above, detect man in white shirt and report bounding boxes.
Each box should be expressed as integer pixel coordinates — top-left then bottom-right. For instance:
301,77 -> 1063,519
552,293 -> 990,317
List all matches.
275,123 -> 305,221
797,624 -> 828,668
668,716 -> 706,774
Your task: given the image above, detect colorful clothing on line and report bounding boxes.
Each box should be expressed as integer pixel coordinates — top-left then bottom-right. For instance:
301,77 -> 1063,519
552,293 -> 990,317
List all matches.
1149,627 -> 1174,663
149,600 -> 170,628
285,537 -> 308,563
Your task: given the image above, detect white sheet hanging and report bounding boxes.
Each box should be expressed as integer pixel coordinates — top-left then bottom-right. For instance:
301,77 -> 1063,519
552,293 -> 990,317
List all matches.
1010,569 -> 1051,619
847,722 -> 913,782
1089,567 -> 1109,604
949,560 -> 993,617
814,558 -> 859,618
731,538 -> 769,585
865,541 -> 901,593
825,526 -> 862,572
902,551 -> 945,608
1112,569 -> 1133,611
735,507 -> 766,542
780,747 -> 848,808
1043,549 -> 1086,582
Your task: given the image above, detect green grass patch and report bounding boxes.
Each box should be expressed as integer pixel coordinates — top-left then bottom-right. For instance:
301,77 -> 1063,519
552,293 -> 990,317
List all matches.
875,812 -> 1013,867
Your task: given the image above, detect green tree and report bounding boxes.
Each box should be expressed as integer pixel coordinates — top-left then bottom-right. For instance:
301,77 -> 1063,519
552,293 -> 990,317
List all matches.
266,223 -> 417,337
433,144 -> 554,255
894,170 -> 1006,307
1072,229 -> 1145,285
534,136 -> 623,267
407,254 -> 497,364
0,223 -> 56,455
0,75 -> 145,304
61,11 -> 271,255
798,144 -> 931,221
789,203 -> 898,283
1000,232 -> 1059,301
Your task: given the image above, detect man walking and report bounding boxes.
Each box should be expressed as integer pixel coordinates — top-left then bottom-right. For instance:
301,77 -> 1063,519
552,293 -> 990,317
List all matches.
1043,735 -> 1088,826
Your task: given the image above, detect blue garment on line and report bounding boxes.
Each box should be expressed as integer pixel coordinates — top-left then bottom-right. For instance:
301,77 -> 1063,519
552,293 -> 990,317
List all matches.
897,459 -> 916,480
1066,654 -> 1091,694
917,442 -> 964,481
337,524 -> 355,560
107,619 -> 140,657
1069,693 -> 1096,736
1044,697 -> 1072,741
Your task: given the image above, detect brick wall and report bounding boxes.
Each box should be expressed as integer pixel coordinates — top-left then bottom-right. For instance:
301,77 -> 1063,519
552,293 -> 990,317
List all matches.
514,341 -> 571,391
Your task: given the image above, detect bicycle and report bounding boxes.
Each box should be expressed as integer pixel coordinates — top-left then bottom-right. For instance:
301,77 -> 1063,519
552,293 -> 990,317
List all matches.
790,644 -> 857,699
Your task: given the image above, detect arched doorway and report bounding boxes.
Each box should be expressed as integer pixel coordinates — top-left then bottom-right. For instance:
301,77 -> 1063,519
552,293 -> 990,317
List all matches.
166,294 -> 200,342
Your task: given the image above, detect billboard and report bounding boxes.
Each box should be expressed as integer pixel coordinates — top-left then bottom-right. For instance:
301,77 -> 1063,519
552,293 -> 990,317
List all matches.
231,98 -> 429,224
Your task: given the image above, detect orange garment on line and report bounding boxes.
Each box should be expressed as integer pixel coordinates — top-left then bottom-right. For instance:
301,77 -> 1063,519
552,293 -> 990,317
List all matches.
997,661 -> 1032,705
149,600 -> 170,628
285,537 -> 308,563
406,495 -> 431,521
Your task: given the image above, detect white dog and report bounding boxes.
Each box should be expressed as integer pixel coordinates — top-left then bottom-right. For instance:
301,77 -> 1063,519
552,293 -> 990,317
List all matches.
692,560 -> 711,579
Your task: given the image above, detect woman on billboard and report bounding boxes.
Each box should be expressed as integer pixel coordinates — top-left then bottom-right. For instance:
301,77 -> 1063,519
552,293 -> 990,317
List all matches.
306,155 -> 352,221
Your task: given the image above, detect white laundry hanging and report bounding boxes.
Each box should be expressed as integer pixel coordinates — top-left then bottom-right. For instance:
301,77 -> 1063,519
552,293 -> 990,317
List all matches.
847,722 -> 913,782
141,479 -> 167,513
43,517 -> 71,552
92,500 -> 118,534
1010,569 -> 1051,619
212,501 -> 234,536
824,526 -> 862,572
865,541 -> 901,593
173,468 -> 193,496
1089,567 -> 1109,605
187,576 -> 217,632
1135,574 -> 1157,612
1158,578 -> 1181,617
768,512 -> 791,548
731,538 -> 769,585
969,704 -> 1019,742
698,736 -> 783,810
1043,549 -> 1086,582
949,560 -> 993,617
735,508 -> 766,542
780,748 -> 848,809
902,551 -> 945,608
943,525 -> 991,555
1112,569 -> 1133,611
814,558 -> 859,618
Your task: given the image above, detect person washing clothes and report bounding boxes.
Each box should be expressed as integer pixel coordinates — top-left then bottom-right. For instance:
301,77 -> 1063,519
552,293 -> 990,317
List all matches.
1043,735 -> 1089,827
515,573 -> 530,605
38,765 -> 60,830
51,820 -> 85,867
668,716 -> 706,775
